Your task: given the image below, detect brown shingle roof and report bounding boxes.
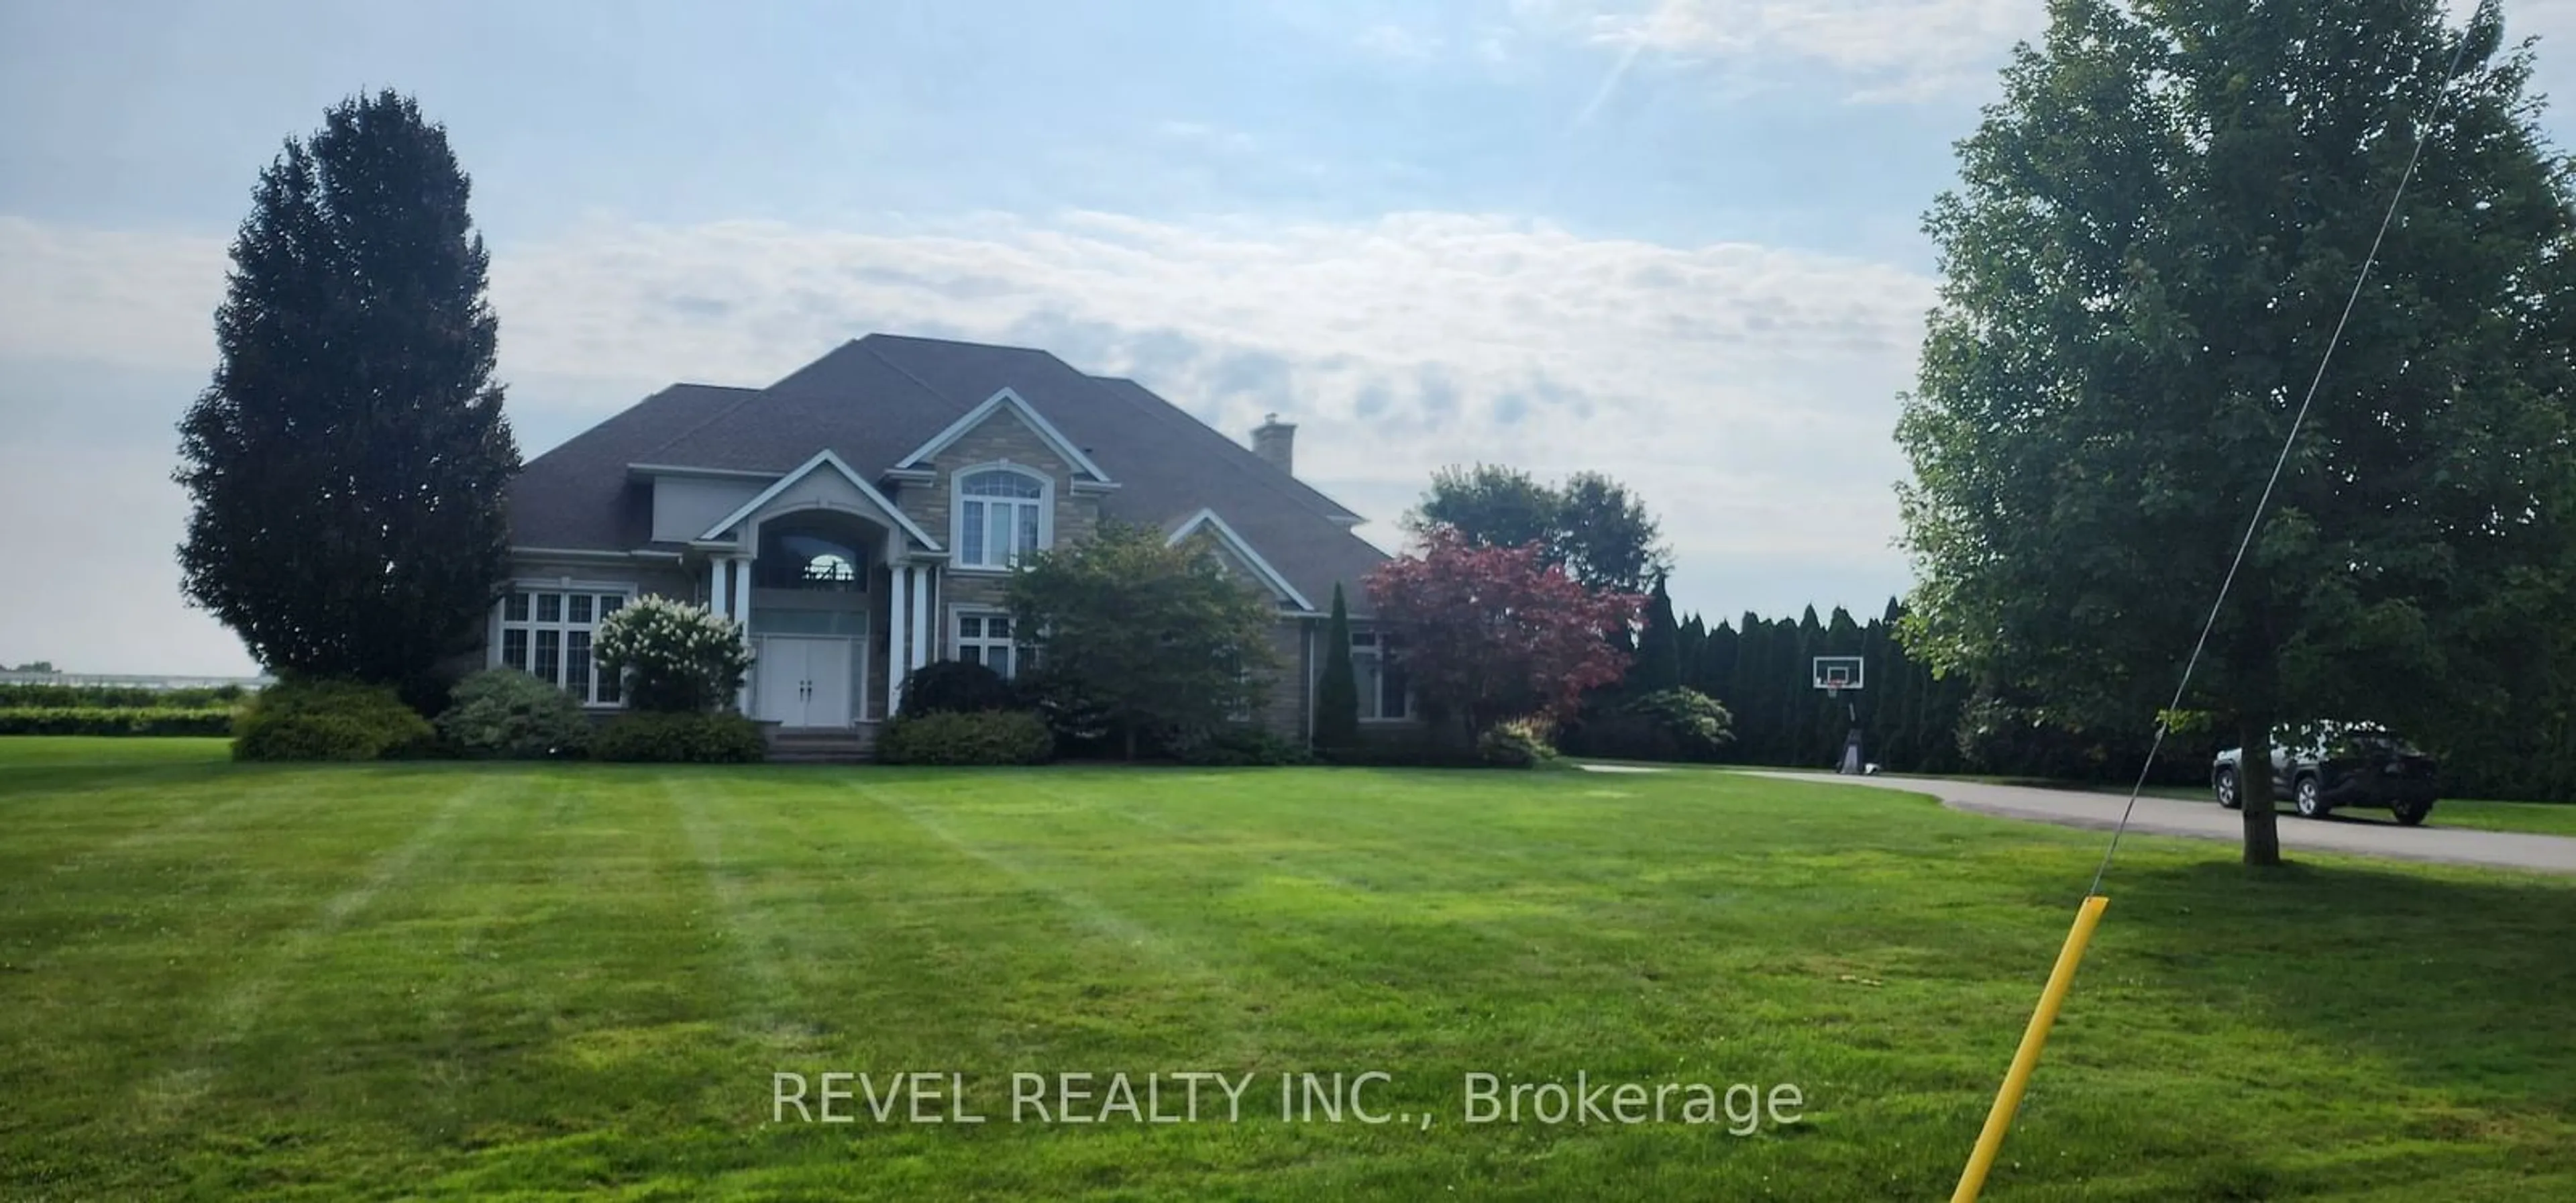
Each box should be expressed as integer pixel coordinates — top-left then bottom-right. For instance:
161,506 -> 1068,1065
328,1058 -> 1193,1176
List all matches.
507,334 -> 1392,613
508,383 -> 757,551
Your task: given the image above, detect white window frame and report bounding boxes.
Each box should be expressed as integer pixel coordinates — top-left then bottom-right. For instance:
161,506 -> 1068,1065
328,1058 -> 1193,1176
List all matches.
951,608 -> 1029,680
950,462 -> 1053,572
1348,630 -> 1413,722
492,582 -> 636,707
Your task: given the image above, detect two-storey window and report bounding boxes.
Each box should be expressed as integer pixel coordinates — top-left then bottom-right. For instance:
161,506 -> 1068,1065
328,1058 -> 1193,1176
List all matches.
955,467 -> 1049,570
497,588 -> 629,705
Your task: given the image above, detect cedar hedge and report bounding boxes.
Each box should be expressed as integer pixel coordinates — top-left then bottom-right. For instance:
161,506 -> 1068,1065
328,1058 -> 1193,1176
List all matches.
0,707 -> 237,737
0,684 -> 250,709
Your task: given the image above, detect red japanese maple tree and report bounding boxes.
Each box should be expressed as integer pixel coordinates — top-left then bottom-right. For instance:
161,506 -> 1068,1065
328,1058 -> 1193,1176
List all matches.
1364,527 -> 1641,738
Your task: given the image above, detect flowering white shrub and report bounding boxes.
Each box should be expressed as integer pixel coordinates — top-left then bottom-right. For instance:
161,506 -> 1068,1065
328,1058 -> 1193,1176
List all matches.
593,596 -> 753,714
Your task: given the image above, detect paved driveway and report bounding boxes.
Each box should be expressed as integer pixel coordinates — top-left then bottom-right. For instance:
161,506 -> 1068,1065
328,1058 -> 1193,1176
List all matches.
1739,771 -> 2576,876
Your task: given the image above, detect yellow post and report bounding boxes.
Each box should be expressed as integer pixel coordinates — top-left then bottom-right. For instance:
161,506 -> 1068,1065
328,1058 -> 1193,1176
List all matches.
1951,894 -> 2111,1203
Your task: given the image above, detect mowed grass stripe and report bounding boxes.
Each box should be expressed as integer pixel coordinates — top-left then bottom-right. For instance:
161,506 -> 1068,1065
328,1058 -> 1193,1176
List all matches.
3,747 -> 2573,1200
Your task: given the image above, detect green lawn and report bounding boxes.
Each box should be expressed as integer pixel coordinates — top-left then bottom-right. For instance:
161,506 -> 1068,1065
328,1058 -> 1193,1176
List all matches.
5,738 -> 2573,1200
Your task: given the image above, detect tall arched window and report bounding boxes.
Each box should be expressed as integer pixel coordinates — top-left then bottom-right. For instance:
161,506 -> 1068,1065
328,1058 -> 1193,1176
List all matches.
955,466 -> 1049,569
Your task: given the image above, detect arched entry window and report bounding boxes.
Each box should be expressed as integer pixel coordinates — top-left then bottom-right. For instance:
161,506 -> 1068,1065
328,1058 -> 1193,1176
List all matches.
756,521 -> 867,591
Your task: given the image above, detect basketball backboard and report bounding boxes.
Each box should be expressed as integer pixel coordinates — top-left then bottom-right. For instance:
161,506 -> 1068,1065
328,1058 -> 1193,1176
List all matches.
1812,656 -> 1864,692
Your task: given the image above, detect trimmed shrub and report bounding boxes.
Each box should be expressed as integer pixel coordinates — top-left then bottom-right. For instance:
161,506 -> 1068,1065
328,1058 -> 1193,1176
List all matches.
594,596 -> 753,714
1477,716 -> 1560,769
1623,688 -> 1733,759
590,712 -> 767,763
898,660 -> 1019,719
1013,667 -> 1114,753
1169,723 -> 1313,766
1564,687 -> 1735,763
877,711 -> 1056,766
232,679 -> 435,762
436,668 -> 591,759
0,707 -> 235,736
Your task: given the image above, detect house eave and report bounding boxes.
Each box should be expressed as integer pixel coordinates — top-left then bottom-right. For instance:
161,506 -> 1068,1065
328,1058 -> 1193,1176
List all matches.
510,545 -> 651,564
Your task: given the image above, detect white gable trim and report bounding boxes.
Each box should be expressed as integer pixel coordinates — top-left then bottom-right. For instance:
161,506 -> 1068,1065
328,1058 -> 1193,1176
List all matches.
894,387 -> 1113,482
697,450 -> 944,552
1167,508 -> 1316,613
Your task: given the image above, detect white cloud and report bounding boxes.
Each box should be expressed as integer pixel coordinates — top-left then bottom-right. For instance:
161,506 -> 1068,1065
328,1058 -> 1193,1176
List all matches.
1527,0 -> 2576,105
1513,0 -> 2038,102
0,207 -> 1932,670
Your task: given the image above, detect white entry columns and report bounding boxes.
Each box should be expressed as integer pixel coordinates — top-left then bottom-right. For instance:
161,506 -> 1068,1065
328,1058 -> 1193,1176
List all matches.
888,566 -> 908,717
886,562 -> 938,716
708,553 -> 754,713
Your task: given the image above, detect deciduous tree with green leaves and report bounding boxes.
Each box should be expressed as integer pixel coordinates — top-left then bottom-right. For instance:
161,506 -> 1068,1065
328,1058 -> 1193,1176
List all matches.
176,91 -> 518,696
1008,521 -> 1283,759
1897,0 -> 2576,865
1405,464 -> 1670,592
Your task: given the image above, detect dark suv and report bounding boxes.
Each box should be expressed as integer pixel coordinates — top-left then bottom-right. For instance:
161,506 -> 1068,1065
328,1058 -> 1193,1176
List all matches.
2212,722 -> 2440,825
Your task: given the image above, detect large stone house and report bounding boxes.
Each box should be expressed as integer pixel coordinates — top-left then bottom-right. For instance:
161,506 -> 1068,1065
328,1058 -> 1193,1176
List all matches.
491,333 -> 1414,752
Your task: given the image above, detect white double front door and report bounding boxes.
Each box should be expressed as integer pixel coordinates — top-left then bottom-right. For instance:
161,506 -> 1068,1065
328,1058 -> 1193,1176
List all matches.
757,636 -> 855,729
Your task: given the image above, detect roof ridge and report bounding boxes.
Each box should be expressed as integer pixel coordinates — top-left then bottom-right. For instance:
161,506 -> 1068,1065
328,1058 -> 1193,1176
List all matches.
860,337 -> 960,412
863,331 -> 1059,358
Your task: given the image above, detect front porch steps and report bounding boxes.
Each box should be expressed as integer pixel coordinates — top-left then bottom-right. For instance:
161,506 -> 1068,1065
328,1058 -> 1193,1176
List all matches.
765,724 -> 879,764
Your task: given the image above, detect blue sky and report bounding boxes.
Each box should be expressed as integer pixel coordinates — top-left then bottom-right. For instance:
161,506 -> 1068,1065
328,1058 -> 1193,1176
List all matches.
1,0 -> 2564,674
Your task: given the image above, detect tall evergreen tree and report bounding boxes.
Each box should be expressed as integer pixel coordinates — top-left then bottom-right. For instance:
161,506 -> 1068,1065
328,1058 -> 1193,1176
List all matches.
1898,0 -> 2576,864
1627,574 -> 1683,693
1703,620 -> 1739,706
1316,584 -> 1361,749
1676,613 -> 1708,689
176,91 -> 518,690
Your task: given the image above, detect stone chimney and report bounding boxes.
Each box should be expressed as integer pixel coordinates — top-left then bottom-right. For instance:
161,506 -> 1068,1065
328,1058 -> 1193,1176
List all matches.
1251,413 -> 1297,477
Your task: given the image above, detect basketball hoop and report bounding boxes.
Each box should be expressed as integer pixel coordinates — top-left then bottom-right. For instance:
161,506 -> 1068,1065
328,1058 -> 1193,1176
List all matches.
1811,656 -> 1863,696
1812,656 -> 1866,775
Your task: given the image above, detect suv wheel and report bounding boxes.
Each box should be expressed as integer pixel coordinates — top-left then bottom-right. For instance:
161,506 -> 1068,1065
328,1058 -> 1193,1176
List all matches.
2214,767 -> 2241,810
2294,776 -> 2330,819
2390,798 -> 2433,827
